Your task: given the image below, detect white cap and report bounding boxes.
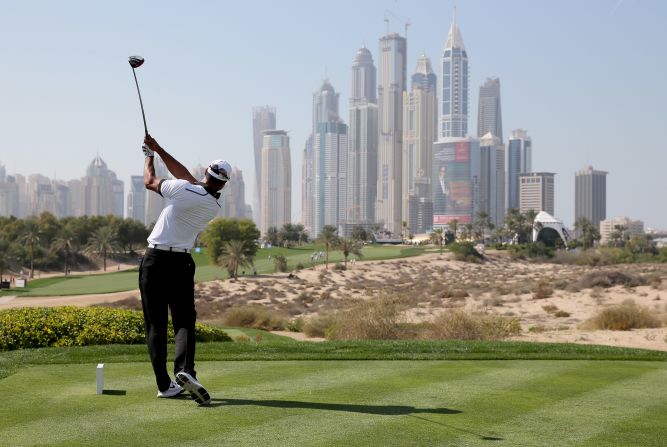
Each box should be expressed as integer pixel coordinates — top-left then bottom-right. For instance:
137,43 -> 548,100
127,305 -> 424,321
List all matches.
206,160 -> 232,182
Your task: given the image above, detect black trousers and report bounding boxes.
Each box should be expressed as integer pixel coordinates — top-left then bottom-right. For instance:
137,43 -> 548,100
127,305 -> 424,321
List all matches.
139,248 -> 197,391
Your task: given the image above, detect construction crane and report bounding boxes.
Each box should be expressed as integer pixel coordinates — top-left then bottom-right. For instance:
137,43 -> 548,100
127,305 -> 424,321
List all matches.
385,9 -> 411,37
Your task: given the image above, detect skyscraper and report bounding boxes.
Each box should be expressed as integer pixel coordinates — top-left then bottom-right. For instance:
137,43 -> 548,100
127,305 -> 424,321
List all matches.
507,129 -> 532,210
377,31 -> 407,235
252,106 -> 276,224
439,10 -> 469,139
0,163 -> 19,217
347,47 -> 378,228
260,130 -> 291,235
519,172 -> 555,215
575,165 -> 607,229
311,81 -> 348,237
301,136 -> 313,233
479,133 -> 506,227
127,175 -> 146,222
144,155 -> 169,226
82,156 -> 123,217
220,166 -> 249,219
402,54 -> 437,234
477,78 -> 503,141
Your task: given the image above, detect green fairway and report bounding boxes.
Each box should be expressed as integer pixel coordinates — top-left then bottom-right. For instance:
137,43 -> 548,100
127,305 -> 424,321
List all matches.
4,244 -> 424,297
1,359 -> 665,446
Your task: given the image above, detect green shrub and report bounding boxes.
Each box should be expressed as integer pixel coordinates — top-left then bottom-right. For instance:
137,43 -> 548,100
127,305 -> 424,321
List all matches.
303,314 -> 336,338
333,262 -> 347,271
221,305 -> 286,330
285,317 -> 304,332
583,300 -> 662,331
509,242 -> 554,260
449,242 -> 483,262
0,306 -> 231,351
570,270 -> 646,291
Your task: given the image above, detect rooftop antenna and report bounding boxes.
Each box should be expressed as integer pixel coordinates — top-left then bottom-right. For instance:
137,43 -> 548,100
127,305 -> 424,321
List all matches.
384,16 -> 390,34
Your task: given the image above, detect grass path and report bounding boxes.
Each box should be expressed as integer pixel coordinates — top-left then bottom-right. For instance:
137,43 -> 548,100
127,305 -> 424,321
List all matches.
1,360 -> 665,446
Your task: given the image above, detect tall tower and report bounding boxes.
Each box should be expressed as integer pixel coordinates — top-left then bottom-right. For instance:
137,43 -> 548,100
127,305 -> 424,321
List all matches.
348,47 -> 378,228
402,54 -> 437,234
575,166 -> 607,230
507,129 -> 532,210
377,31 -> 407,235
479,133 -> 506,227
519,172 -> 555,215
127,175 -> 146,223
311,80 -> 348,238
439,9 -> 469,139
260,130 -> 291,235
252,106 -> 276,224
477,78 -> 503,141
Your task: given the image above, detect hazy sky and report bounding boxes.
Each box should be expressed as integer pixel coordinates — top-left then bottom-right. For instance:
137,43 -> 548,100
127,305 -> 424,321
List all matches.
1,0 -> 665,228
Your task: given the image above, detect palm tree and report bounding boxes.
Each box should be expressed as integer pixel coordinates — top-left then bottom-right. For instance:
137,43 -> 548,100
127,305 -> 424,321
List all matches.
51,236 -> 74,276
21,226 -> 40,279
335,238 -> 364,267
85,226 -> 119,271
448,219 -> 459,242
218,240 -> 252,280
474,211 -> 492,241
401,221 -> 408,242
430,228 -> 444,254
574,217 -> 600,249
317,225 -> 338,270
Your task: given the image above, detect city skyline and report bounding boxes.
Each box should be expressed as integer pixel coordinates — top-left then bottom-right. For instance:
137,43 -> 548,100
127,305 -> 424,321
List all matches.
0,1 -> 665,228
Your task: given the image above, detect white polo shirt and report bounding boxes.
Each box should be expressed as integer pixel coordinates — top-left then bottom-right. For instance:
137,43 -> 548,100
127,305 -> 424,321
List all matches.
147,179 -> 221,250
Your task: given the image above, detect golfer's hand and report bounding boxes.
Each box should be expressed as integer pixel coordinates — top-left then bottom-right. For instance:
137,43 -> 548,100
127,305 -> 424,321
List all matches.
142,144 -> 154,157
144,134 -> 161,152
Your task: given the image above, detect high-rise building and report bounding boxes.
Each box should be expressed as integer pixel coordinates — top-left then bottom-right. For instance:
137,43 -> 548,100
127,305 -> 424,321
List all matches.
402,54 -> 437,234
53,182 -> 71,218
432,138 -> 480,227
377,31 -> 407,235
260,130 -> 291,235
519,172 -> 555,215
347,47 -> 379,228
478,133 -> 506,227
439,10 -> 469,139
507,129 -> 532,210
81,156 -> 124,217
0,166 -> 19,217
477,78 -> 502,141
599,216 -> 644,244
252,106 -> 276,224
220,166 -> 248,219
67,179 -> 83,217
575,165 -> 607,230
301,136 -> 313,233
127,175 -> 146,223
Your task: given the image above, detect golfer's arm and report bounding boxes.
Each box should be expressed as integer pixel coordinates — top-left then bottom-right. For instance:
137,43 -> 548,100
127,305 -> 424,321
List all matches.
143,156 -> 163,193
153,146 -> 197,184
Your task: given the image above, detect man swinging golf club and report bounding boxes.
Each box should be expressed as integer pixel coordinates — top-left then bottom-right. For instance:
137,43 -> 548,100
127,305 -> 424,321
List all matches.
140,134 -> 231,405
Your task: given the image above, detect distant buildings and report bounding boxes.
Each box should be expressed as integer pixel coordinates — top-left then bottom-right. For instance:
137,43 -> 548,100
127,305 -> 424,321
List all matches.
519,172 -> 555,215
439,11 -> 468,139
220,166 -> 250,220
402,54 -> 437,234
600,216 -> 644,244
477,78 -> 502,141
507,129 -> 532,210
575,165 -> 607,229
127,175 -> 146,223
347,47 -> 379,229
252,106 -> 277,224
479,133 -> 506,227
260,130 -> 291,235
376,31 -> 407,235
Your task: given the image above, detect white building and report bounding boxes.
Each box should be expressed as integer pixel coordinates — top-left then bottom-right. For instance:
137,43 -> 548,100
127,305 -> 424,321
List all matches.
519,172 -> 555,216
260,130 -> 291,235
600,216 -> 644,244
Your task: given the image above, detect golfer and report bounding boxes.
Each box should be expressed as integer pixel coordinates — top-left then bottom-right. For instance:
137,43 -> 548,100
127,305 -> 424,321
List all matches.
140,134 -> 230,405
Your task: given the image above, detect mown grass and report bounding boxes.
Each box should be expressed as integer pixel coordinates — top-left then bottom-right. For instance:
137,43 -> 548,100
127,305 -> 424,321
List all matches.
1,356 -> 666,446
4,245 -> 423,297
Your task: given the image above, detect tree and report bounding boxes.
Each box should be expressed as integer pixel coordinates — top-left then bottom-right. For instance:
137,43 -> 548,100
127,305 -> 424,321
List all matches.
317,225 -> 338,270
608,224 -> 629,248
401,221 -> 409,242
273,255 -> 288,272
20,224 -> 41,278
350,225 -> 368,243
430,228 -> 444,254
574,217 -> 600,249
0,239 -> 10,281
335,238 -> 363,267
218,240 -> 252,280
115,219 -> 150,253
51,235 -> 74,275
265,226 -> 279,246
84,226 -> 119,271
447,219 -> 459,242
504,208 -> 535,244
474,211 -> 493,241
461,223 -> 474,241
200,218 -> 260,263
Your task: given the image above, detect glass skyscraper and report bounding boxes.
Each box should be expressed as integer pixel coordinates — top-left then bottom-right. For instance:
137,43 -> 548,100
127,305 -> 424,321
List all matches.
477,78 -> 503,141
507,129 -> 532,210
439,11 -> 468,139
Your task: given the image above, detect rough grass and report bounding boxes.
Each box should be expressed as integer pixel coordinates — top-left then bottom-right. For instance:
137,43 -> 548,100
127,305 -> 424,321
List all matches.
220,305 -> 287,331
426,310 -> 521,340
583,300 -> 663,331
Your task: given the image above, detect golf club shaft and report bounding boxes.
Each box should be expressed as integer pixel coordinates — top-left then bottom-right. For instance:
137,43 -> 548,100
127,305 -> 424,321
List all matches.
131,68 -> 148,136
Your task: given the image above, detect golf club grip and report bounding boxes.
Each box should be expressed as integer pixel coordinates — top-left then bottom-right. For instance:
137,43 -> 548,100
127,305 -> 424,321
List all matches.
132,68 -> 148,136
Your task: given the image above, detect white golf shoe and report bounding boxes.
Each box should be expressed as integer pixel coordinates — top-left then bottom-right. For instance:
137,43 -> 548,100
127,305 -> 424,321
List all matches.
175,372 -> 211,405
157,381 -> 184,398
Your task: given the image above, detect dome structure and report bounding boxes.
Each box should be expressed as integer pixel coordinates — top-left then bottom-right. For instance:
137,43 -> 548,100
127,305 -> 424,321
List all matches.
86,155 -> 108,177
353,46 -> 373,65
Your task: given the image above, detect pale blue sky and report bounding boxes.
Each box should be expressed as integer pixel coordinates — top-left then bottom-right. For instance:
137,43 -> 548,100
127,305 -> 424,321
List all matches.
0,0 -> 665,228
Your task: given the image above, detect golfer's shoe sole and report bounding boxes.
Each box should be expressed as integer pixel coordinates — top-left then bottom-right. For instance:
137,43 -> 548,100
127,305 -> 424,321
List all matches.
175,372 -> 211,405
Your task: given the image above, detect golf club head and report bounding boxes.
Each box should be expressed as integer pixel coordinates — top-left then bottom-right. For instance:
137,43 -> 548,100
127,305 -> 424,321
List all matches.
128,56 -> 145,69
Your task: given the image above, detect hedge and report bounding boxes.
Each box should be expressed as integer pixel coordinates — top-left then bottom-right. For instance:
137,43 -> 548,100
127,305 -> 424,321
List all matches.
0,306 -> 231,350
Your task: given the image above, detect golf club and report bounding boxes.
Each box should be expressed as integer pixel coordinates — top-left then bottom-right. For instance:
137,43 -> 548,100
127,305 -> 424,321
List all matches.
128,55 -> 148,136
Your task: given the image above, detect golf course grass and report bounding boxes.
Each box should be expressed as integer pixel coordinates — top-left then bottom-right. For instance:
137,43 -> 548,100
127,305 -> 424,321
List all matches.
2,244 -> 424,297
1,340 -> 666,446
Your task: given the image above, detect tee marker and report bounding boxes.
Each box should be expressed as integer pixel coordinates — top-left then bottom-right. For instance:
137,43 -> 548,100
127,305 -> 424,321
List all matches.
96,363 -> 104,395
